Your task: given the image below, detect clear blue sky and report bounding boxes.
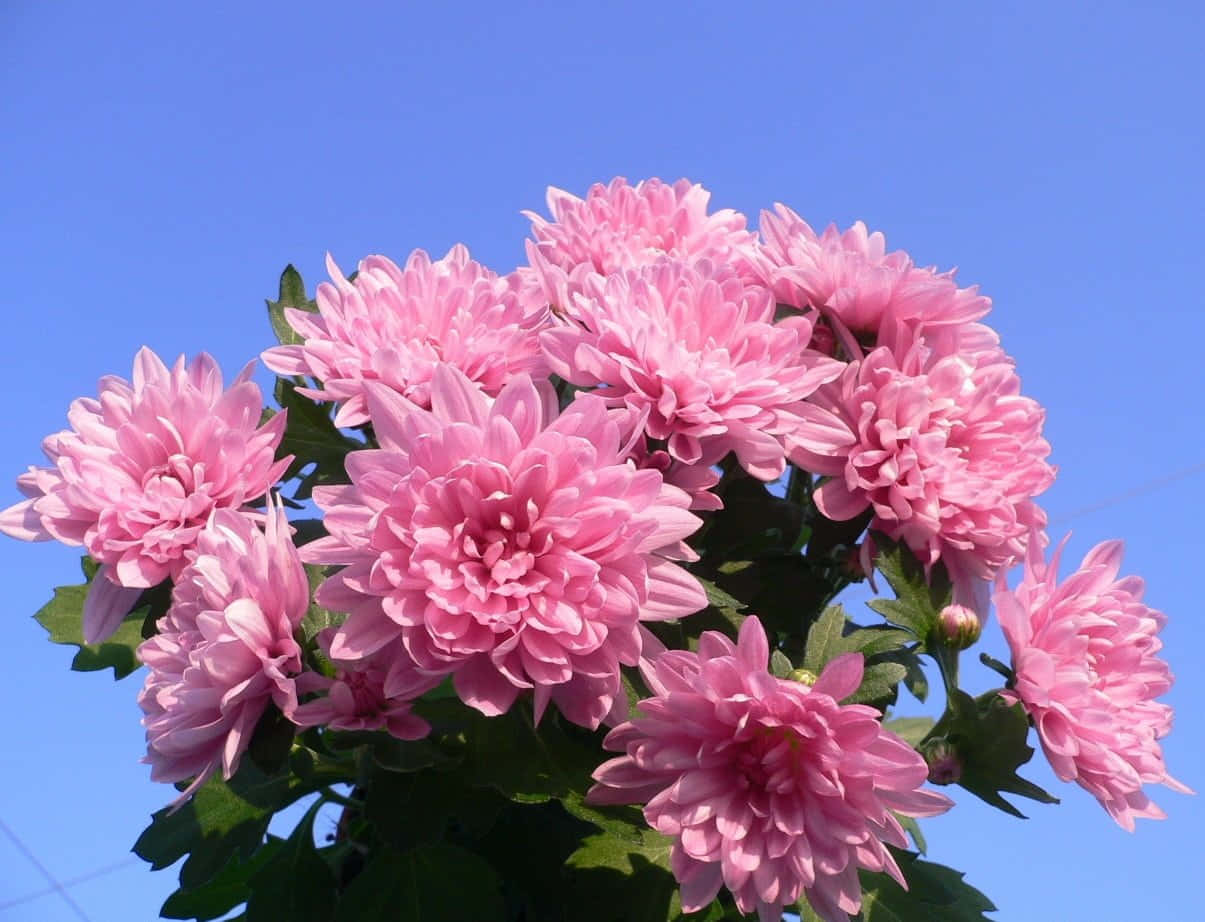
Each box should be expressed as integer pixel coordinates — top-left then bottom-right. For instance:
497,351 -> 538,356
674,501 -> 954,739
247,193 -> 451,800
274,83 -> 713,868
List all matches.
2,2 -> 1201,919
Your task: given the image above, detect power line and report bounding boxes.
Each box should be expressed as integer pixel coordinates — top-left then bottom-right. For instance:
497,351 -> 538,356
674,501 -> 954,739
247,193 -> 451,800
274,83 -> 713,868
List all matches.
1049,460 -> 1205,527
0,817 -> 93,922
0,856 -> 138,913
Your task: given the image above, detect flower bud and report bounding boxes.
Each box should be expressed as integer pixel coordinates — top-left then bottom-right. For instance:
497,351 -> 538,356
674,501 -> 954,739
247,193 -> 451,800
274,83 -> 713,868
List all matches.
788,667 -> 818,686
935,604 -> 981,650
920,738 -> 962,785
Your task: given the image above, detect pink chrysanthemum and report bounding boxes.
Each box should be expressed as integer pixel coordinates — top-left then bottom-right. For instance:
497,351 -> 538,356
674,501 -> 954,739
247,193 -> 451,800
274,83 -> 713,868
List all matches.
291,628 -> 436,740
994,536 -> 1191,830
0,348 -> 290,643
261,246 -> 550,428
523,177 -> 760,308
757,205 -> 990,341
302,364 -> 707,730
588,617 -> 952,922
138,503 -> 306,800
790,325 -> 1054,608
541,258 -> 843,481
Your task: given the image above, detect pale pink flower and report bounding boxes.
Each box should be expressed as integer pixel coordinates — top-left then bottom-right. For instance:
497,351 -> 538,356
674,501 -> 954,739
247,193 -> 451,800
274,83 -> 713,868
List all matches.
541,258 -> 843,481
757,205 -> 990,341
302,365 -> 707,730
290,628 -> 436,740
588,617 -> 952,922
138,503 -> 307,800
0,348 -> 290,643
790,325 -> 1054,608
994,536 -> 1191,830
523,177 -> 760,308
261,246 -> 550,428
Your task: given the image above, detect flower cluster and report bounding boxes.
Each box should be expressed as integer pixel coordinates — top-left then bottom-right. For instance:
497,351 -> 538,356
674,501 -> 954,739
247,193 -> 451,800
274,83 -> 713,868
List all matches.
1,176 -> 1187,920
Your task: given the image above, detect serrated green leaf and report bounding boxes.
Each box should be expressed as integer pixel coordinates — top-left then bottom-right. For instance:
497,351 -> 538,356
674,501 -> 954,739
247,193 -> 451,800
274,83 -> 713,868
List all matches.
364,765 -> 504,851
866,533 -> 952,643
160,838 -> 284,921
882,717 -> 935,748
266,265 -> 318,347
564,827 -> 678,922
245,706 -> 295,776
931,690 -> 1059,818
245,802 -> 336,922
134,760 -> 345,890
34,564 -> 148,680
802,604 -> 846,672
843,661 -> 908,705
273,378 -> 361,500
334,844 -> 505,922
769,649 -> 794,678
299,563 -> 343,643
859,850 -> 996,921
833,626 -> 914,659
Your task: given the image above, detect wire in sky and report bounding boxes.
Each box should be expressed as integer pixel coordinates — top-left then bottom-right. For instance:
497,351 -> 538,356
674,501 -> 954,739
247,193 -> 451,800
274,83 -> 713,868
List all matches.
0,817 -> 93,922
1049,459 -> 1205,527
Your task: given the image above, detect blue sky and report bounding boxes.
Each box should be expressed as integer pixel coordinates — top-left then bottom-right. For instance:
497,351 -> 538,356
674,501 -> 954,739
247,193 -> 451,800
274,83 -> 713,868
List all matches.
1,2 -> 1201,919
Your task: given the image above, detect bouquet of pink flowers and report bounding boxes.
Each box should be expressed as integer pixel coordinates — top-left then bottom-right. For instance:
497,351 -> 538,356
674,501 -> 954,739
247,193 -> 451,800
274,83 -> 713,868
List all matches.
3,178 -> 1188,921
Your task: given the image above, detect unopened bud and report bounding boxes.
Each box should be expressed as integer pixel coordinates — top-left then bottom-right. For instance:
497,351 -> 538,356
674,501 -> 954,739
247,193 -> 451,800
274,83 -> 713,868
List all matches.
788,668 -> 818,686
920,738 -> 962,785
936,604 -> 981,650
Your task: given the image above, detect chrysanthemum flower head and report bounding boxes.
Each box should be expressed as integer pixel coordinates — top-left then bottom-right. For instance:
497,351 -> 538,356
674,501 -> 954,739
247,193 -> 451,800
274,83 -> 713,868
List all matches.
137,501 -> 307,800
994,535 -> 1191,830
588,616 -> 952,922
790,324 -> 1054,607
290,628 -> 437,741
541,257 -> 843,481
523,177 -> 760,308
302,364 -> 708,730
261,246 -> 549,427
0,348 -> 290,642
758,205 -> 990,343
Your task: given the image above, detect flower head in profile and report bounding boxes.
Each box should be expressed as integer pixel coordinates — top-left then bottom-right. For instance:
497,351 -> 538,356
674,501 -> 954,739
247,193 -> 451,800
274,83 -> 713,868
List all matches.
0,348 -> 289,642
757,205 -> 990,343
588,617 -> 951,922
290,628 -> 437,741
523,177 -> 761,309
303,364 -> 707,730
791,325 -> 1053,609
261,246 -> 549,427
138,502 -> 307,800
994,535 -> 1191,830
541,258 -> 843,481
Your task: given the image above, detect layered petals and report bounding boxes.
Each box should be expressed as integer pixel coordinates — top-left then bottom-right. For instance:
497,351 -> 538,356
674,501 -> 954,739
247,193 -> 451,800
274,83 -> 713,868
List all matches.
588,617 -> 951,922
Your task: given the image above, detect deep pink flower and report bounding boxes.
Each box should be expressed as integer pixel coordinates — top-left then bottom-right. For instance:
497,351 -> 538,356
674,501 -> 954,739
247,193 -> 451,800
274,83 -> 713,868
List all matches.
0,348 -> 289,642
994,536 -> 1191,830
302,364 -> 707,730
757,205 -> 990,341
291,628 -> 436,740
541,258 -> 843,481
137,503 -> 306,800
588,617 -> 952,922
524,177 -> 760,308
261,246 -> 550,428
790,325 -> 1054,609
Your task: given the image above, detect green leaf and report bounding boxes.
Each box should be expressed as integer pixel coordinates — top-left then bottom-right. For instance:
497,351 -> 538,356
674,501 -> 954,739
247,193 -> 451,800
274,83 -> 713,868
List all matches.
882,717 -> 935,748
245,706 -> 295,776
364,766 -> 505,851
931,690 -> 1059,818
563,826 -> 678,922
334,844 -> 505,922
859,850 -> 996,921
160,838 -> 284,921
833,626 -> 914,659
802,604 -> 847,672
266,265 -> 318,347
274,378 -> 362,500
769,649 -> 794,678
134,760 -> 344,889
865,533 -> 952,643
893,813 -> 927,855
34,563 -> 147,679
843,661 -> 908,706
245,801 -> 336,922
299,563 -> 343,644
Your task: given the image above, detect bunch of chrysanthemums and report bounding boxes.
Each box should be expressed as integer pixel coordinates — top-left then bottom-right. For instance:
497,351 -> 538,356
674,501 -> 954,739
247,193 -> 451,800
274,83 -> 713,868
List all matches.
2,178 -> 1189,922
